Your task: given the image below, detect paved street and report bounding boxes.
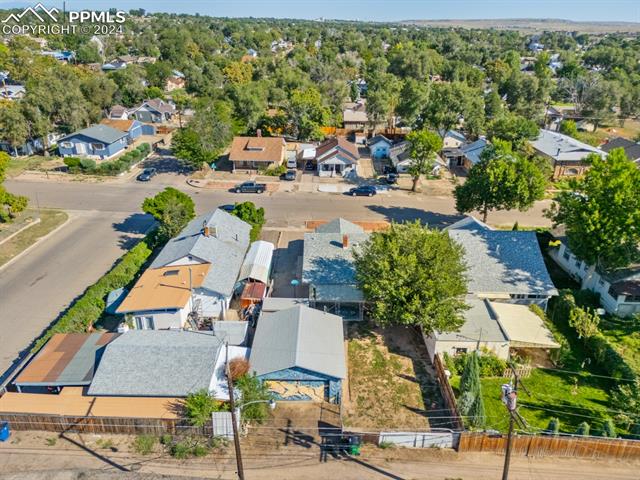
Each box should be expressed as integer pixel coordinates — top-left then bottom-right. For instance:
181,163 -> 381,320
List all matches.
0,177 -> 552,381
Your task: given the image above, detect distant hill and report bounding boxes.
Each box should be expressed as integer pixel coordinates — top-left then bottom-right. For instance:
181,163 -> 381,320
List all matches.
403,18 -> 640,34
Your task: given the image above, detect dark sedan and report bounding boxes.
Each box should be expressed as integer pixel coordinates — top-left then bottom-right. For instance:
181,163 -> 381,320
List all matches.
218,204 -> 236,213
282,170 -> 297,181
136,168 -> 157,182
348,185 -> 377,197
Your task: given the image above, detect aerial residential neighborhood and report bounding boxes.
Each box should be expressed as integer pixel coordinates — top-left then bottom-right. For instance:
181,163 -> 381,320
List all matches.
0,2 -> 640,480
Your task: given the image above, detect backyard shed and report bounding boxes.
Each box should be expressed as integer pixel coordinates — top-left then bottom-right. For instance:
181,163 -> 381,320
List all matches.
239,282 -> 267,308
250,305 -> 346,403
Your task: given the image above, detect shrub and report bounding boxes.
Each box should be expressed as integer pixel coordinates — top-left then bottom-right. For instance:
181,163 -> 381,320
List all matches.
231,202 -> 265,242
477,351 -> 507,377
235,373 -> 272,424
79,158 -> 96,171
602,419 -> 617,438
63,157 -> 81,170
259,163 -> 286,176
546,417 -> 560,435
378,441 -> 395,449
576,422 -> 590,436
184,389 -> 227,427
229,357 -> 250,380
133,435 -> 156,455
160,434 -> 173,446
170,440 -> 191,459
443,352 -> 458,375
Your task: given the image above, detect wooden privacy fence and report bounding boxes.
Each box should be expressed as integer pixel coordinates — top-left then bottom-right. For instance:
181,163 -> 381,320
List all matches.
433,354 -> 464,431
459,432 -> 640,460
0,412 -> 211,436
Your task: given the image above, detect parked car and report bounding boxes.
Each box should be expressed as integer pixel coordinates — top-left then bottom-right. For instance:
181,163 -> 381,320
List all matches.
286,157 -> 297,169
219,204 -> 235,213
384,173 -> 398,184
282,170 -> 296,181
382,165 -> 397,175
348,185 -> 377,197
304,161 -> 315,171
136,168 -> 157,182
234,181 -> 266,194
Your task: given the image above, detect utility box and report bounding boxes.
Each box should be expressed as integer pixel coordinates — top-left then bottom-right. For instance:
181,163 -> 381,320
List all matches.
0,422 -> 10,442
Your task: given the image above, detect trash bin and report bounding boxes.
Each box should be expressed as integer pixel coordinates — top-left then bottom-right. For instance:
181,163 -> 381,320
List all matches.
0,422 -> 10,442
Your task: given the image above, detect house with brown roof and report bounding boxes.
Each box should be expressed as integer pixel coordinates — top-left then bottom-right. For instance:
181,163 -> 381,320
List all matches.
116,264 -> 211,330
165,75 -> 186,92
229,135 -> 286,172
314,137 -> 360,177
99,118 -> 143,144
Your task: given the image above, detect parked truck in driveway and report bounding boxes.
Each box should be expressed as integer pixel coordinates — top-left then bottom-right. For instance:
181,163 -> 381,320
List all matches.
234,181 -> 267,194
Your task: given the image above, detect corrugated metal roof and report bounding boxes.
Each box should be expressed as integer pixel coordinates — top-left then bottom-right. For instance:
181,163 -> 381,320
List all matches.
250,305 -> 346,379
434,297 -> 507,343
238,241 -> 274,284
491,302 -> 560,349
14,333 -> 120,387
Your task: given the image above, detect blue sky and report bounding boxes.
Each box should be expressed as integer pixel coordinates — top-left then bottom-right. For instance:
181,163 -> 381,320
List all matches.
0,0 -> 639,22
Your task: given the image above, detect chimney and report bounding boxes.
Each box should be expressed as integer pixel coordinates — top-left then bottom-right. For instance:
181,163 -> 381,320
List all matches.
203,226 -> 210,237
342,234 -> 349,249
256,128 -> 262,137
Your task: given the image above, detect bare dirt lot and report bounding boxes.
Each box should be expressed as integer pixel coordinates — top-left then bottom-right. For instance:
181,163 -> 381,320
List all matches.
342,324 -> 446,430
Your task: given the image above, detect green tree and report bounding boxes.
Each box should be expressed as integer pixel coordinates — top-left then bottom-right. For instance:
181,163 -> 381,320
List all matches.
458,352 -> 486,429
454,141 -> 547,222
0,103 -> 29,155
353,222 -> 468,332
142,187 -> 195,239
546,148 -> 640,270
546,417 -> 561,435
287,87 -> 330,140
487,113 -> 539,148
602,419 -> 617,438
184,389 -> 227,427
459,352 -> 481,395
559,119 -> 579,138
235,373 -> 272,423
568,306 -> 600,341
405,129 -> 443,192
0,152 -> 29,222
231,201 -> 265,242
396,78 -> 430,127
576,422 -> 590,436
422,82 -> 485,138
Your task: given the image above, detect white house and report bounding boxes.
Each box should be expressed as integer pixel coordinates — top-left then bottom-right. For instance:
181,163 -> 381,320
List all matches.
438,129 -> 467,149
389,140 -> 446,174
367,135 -> 393,159
0,84 -> 25,101
549,240 -> 640,318
424,297 -> 559,361
314,137 -> 360,177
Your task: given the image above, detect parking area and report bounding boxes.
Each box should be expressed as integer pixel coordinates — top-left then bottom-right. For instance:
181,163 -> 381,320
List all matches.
269,231 -> 308,298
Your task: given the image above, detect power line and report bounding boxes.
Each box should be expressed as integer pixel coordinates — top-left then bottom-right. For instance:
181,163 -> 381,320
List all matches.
537,366 -> 637,383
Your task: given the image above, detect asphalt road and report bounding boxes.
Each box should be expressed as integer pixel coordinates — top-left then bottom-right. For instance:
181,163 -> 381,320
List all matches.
0,177 -> 552,381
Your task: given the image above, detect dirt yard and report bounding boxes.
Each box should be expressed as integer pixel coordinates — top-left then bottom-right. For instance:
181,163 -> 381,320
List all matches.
342,324 -> 446,430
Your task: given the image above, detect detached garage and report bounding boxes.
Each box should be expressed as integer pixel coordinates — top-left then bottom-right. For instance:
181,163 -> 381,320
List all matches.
250,305 -> 346,404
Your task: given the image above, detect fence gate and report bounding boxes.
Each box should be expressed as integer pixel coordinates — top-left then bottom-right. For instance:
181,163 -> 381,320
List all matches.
378,430 -> 457,449
211,411 -> 235,439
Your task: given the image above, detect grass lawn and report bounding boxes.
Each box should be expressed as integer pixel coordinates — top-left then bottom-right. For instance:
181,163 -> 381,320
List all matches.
451,369 -> 612,434
342,324 -> 445,430
599,317 -> 640,375
5,156 -> 51,178
0,209 -> 68,267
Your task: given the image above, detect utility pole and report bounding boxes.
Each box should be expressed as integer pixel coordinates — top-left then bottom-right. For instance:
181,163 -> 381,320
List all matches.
225,343 -> 245,480
501,363 -> 530,480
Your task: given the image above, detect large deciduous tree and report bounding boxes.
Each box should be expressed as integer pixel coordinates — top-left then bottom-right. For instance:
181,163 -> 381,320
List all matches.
0,152 -> 28,222
421,82 -> 485,138
454,140 -> 547,222
405,129 -> 443,192
546,148 -> 640,271
353,222 -> 468,333
142,187 -> 195,240
487,112 -> 539,149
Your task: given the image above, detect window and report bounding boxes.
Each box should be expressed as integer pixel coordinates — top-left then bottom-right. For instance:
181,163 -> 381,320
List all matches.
511,294 -> 526,299
60,141 -> 73,149
135,316 -> 154,330
163,269 -> 180,277
563,251 -> 570,261
575,259 -> 582,268
625,295 -> 640,303
91,143 -> 105,150
598,279 -> 605,287
455,347 -> 468,355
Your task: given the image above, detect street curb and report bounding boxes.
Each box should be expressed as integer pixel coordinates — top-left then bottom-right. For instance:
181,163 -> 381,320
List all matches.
0,217 -> 41,247
0,213 -> 73,273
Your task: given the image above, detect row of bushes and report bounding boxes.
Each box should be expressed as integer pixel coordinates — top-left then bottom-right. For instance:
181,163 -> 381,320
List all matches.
64,143 -> 151,176
548,290 -> 637,382
31,229 -> 161,352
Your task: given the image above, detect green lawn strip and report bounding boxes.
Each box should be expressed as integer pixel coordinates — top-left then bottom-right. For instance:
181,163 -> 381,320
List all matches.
6,156 -> 49,178
0,209 -> 68,267
599,318 -> 640,375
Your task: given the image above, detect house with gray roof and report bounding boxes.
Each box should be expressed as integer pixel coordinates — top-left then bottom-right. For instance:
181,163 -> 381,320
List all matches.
446,216 -> 558,308
601,137 -> 640,166
302,218 -> 369,320
250,305 -> 346,403
58,124 -> 128,160
88,330 -> 224,397
120,209 -> 251,326
530,129 -> 605,179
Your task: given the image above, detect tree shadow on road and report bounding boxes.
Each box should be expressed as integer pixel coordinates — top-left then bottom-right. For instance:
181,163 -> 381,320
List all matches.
112,213 -> 155,235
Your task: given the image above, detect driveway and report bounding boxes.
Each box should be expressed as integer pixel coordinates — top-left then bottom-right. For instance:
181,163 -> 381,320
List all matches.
0,210 -> 154,383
